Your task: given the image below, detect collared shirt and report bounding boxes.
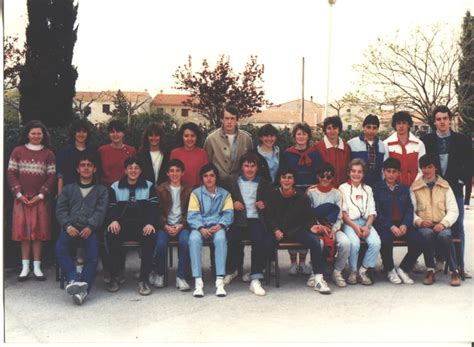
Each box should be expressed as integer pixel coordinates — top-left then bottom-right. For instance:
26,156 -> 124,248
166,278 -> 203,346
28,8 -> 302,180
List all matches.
238,176 -> 259,218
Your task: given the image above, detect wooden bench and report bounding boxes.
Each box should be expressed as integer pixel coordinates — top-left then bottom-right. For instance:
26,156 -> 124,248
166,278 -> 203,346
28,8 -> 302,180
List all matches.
270,238 -> 463,287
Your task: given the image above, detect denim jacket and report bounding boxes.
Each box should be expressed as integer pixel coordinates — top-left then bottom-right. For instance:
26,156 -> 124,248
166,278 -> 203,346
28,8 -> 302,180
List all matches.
373,180 -> 413,231
187,186 -> 234,231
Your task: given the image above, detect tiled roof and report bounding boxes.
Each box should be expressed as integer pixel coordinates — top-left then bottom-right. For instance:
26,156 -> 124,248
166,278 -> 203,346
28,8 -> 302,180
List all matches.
248,108 -> 321,126
151,94 -> 194,106
75,91 -> 151,103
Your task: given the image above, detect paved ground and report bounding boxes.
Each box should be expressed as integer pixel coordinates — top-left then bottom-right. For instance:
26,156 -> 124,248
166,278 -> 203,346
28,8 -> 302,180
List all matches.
3,208 -> 473,343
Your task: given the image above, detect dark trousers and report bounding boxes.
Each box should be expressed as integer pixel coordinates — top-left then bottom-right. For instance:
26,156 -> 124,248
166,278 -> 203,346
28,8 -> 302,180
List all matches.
377,227 -> 425,272
226,219 -> 268,278
418,227 -> 458,272
56,230 -> 99,291
264,230 -> 324,274
105,221 -> 156,281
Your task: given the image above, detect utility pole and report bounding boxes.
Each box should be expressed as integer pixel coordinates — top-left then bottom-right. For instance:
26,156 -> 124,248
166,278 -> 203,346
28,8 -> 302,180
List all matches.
301,57 -> 305,122
325,0 -> 336,119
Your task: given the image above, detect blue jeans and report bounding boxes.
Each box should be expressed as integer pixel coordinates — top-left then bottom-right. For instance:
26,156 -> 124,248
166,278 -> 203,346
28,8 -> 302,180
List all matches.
418,227 -> 457,272
154,229 -> 190,279
55,230 -> 99,291
452,195 -> 465,268
189,228 -> 227,278
343,218 -> 381,271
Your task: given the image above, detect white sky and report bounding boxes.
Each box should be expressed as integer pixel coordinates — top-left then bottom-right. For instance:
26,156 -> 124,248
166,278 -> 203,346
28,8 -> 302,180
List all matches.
3,0 -> 473,104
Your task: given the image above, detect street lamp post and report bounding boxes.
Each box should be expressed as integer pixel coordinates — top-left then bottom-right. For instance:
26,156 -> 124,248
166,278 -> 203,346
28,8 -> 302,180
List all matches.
324,0 -> 336,119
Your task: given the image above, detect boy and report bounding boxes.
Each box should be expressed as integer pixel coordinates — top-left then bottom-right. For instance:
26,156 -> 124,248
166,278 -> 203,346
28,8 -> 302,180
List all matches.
55,153 -> 109,305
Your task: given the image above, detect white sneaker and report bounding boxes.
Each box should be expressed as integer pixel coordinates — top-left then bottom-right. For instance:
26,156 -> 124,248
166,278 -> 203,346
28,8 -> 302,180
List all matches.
332,270 -> 347,287
396,267 -> 415,284
314,274 -> 331,294
241,272 -> 251,283
176,277 -> 191,291
306,273 -> 316,287
463,269 -> 472,278
73,291 -> 88,305
347,271 -> 358,285
249,279 -> 266,296
148,272 -> 157,285
412,260 -> 426,273
298,263 -> 313,275
288,263 -> 298,275
66,281 -> 88,295
193,278 -> 204,298
223,270 -> 238,285
387,269 -> 402,284
215,278 -> 227,297
435,260 -> 445,273
358,268 -> 372,285
152,274 -> 164,288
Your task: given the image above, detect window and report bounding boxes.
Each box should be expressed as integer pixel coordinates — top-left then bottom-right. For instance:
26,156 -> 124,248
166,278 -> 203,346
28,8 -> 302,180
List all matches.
181,108 -> 189,117
171,108 -> 176,114
102,104 -> 110,114
346,108 -> 351,113
157,108 -> 164,114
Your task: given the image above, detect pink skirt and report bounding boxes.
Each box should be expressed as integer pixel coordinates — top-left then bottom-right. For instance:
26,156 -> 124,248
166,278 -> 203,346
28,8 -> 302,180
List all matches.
11,198 -> 51,241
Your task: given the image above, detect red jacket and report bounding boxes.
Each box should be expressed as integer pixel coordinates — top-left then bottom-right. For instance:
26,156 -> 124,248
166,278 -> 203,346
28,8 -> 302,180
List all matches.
314,136 -> 351,188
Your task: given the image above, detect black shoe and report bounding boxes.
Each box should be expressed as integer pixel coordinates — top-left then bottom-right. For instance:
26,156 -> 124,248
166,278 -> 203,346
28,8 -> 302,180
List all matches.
18,272 -> 30,282
106,279 -> 120,293
34,274 -> 46,281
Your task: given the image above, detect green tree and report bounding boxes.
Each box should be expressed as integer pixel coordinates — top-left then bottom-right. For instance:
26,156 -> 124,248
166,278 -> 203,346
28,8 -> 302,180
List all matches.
456,11 -> 474,134
174,55 -> 272,128
19,0 -> 78,126
112,89 -> 130,118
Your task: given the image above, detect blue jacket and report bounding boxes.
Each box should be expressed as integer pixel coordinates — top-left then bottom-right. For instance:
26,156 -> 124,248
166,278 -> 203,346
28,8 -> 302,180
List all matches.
282,148 -> 322,189
187,186 -> 234,231
348,135 -> 387,187
373,180 -> 413,231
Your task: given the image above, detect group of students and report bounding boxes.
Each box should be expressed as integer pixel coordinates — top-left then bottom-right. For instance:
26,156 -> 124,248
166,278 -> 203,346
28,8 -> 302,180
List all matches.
7,104 -> 471,305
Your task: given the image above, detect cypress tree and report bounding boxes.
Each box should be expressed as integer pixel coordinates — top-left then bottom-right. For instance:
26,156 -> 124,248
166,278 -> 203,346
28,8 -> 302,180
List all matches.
457,11 -> 474,134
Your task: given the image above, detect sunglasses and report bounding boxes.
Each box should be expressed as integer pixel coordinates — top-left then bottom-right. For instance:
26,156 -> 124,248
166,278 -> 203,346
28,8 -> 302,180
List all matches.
318,173 -> 333,180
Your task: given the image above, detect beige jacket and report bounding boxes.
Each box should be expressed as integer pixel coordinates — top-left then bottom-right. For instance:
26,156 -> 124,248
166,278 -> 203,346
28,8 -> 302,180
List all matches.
410,175 -> 459,228
203,127 -> 253,180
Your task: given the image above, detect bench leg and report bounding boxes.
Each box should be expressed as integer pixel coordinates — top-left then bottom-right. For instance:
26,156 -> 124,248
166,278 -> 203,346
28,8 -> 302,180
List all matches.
265,255 -> 271,285
169,246 -> 174,268
164,244 -> 169,287
274,248 -> 280,288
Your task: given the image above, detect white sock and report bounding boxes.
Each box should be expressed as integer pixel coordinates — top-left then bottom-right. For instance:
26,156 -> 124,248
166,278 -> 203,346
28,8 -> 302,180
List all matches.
426,267 -> 435,272
315,274 -> 323,282
20,259 -> 30,277
33,261 -> 43,276
359,266 -> 367,274
195,277 -> 203,287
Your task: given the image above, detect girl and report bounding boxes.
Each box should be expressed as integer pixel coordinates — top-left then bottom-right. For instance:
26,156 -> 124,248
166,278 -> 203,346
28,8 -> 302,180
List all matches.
137,122 -> 169,186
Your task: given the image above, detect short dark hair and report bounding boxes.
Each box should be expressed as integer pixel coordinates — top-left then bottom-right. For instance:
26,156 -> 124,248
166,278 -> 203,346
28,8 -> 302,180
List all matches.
140,122 -> 165,152
382,157 -> 401,171
199,163 -> 220,182
291,122 -> 312,143
224,105 -> 240,119
362,114 -> 380,128
419,154 -> 438,169
123,156 -> 143,169
432,105 -> 453,121
323,116 -> 343,132
258,123 -> 279,138
69,119 -> 92,142
177,122 -> 202,147
167,159 -> 185,172
316,162 -> 335,177
239,151 -> 260,168
107,120 -> 126,133
391,111 -> 413,129
277,166 -> 297,187
77,151 -> 98,168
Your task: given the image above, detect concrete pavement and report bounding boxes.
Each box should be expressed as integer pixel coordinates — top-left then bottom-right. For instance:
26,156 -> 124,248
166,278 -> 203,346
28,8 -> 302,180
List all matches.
3,208 -> 473,343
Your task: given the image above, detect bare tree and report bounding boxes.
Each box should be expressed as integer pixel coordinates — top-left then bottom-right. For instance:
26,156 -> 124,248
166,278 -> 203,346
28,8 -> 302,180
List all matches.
355,24 -> 459,128
4,36 -> 26,112
73,92 -> 104,119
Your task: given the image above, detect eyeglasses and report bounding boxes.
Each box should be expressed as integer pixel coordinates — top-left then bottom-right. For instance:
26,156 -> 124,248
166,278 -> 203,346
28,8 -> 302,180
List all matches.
318,173 -> 333,180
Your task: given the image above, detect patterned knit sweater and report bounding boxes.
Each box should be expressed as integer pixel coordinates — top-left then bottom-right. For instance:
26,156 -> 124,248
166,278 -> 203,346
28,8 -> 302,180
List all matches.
7,145 -> 56,197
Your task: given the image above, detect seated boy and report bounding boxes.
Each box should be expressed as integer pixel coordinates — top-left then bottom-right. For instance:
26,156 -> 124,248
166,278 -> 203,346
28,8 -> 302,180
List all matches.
373,158 -> 424,284
151,159 -> 193,291
105,156 -> 159,295
55,153 -> 109,305
306,162 -> 350,288
223,152 -> 273,296
410,154 -> 461,286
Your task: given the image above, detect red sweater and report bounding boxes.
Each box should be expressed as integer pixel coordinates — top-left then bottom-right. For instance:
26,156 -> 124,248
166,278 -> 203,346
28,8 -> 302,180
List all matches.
170,147 -> 209,188
7,145 -> 56,197
98,144 -> 136,186
314,137 -> 351,188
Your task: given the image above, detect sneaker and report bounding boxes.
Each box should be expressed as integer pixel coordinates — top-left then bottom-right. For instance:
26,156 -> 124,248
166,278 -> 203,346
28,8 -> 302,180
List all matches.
176,277 -> 191,291
241,272 -> 251,283
306,273 -> 316,287
223,270 -> 238,285
193,278 -> 204,298
151,275 -> 164,288
347,271 -> 358,285
332,270 -> 347,287
106,279 -> 120,293
462,269 -> 472,279
358,268 -> 372,285
117,271 -> 126,285
298,263 -> 313,275
138,281 -> 152,296
103,271 -> 111,284
66,280 -> 89,295
423,269 -> 435,285
249,279 -> 266,296
387,269 -> 402,284
314,275 -> 331,294
450,271 -> 461,287
149,271 -> 157,285
215,278 -> 227,297
435,260 -> 445,273
396,267 -> 414,284
288,263 -> 298,276
73,291 -> 88,305
412,260 -> 426,274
